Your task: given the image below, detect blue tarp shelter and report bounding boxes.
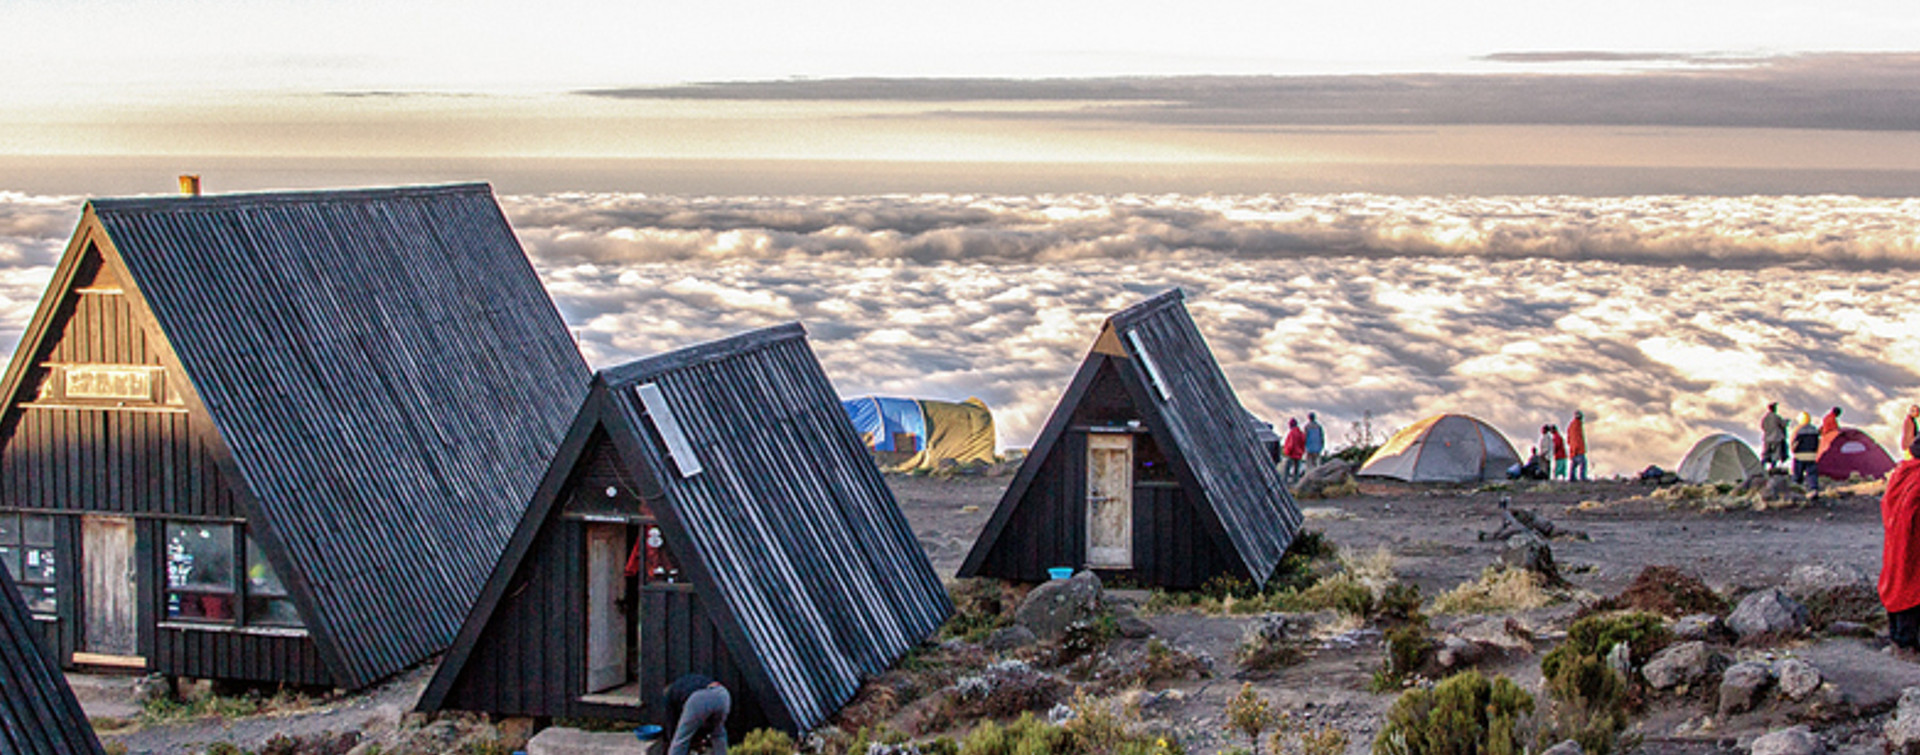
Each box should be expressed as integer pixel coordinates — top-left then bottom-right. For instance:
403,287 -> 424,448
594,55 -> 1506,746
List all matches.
842,397 -> 928,452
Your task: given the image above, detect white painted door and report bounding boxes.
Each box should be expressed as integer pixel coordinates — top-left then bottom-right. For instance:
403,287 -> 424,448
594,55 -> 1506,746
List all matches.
1086,433 -> 1134,568
585,524 -> 629,694
83,516 -> 138,657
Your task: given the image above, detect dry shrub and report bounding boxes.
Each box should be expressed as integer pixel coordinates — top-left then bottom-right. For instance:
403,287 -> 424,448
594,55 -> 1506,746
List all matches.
1092,638 -> 1212,691
932,661 -> 1070,730
1432,568 -> 1556,615
1586,566 -> 1725,618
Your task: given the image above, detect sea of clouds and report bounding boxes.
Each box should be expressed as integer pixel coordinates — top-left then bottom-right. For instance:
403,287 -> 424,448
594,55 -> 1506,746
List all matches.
3,190 -> 1918,475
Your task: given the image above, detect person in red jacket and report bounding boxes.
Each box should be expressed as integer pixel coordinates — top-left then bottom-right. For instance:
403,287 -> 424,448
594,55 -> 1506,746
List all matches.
1281,418 -> 1306,484
1820,406 -> 1843,457
1566,411 -> 1588,482
1880,436 -> 1920,650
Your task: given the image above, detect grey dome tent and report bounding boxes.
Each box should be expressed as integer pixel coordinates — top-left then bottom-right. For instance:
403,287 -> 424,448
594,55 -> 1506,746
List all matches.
1358,414 -> 1520,483
1677,433 -> 1762,483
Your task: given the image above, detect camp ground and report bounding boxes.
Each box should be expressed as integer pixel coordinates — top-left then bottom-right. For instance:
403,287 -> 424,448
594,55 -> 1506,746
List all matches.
842,395 -> 997,470
1358,413 -> 1521,483
418,323 -> 951,735
0,560 -> 105,755
957,289 -> 1302,590
0,184 -> 589,690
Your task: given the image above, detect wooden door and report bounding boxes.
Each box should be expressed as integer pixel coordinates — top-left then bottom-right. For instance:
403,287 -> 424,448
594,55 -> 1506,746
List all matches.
1086,433 -> 1134,568
82,516 -> 138,658
585,524 -> 629,694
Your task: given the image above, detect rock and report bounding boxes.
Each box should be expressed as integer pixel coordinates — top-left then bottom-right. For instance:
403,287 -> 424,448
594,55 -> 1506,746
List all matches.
1671,613 -> 1730,643
1761,476 -> 1797,503
1887,687 -> 1920,754
1783,563 -> 1880,627
1295,461 -> 1356,498
1749,725 -> 1823,755
1720,661 -> 1774,715
1014,570 -> 1104,641
1775,659 -> 1822,701
1540,740 -> 1583,755
1114,616 -> 1154,639
1727,588 -> 1809,639
986,625 -> 1039,651
1605,641 -> 1633,679
131,674 -> 173,705
1435,636 -> 1486,670
1645,641 -> 1721,691
1826,620 -> 1876,638
1500,533 -> 1559,582
528,727 -> 645,755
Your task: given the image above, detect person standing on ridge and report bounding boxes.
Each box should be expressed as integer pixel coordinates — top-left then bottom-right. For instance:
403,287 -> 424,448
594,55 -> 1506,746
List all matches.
1549,424 -> 1569,481
1879,436 -> 1920,651
1901,405 -> 1919,461
1761,402 -> 1789,473
1282,418 -> 1307,484
1539,425 -> 1554,474
1304,412 -> 1325,470
1566,411 -> 1588,482
1820,406 -> 1843,457
1793,412 -> 1822,494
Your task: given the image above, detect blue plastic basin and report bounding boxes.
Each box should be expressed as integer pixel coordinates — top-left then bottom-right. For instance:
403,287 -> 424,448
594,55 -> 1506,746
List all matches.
635,724 -> 665,741
1047,567 -> 1074,580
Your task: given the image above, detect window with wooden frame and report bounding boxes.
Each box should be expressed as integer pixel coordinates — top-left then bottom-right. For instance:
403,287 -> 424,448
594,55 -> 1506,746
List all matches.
164,523 -> 303,628
0,513 -> 57,615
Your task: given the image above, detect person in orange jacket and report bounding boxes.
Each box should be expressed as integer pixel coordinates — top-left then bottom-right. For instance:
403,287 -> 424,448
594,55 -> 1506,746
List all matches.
1566,411 -> 1588,482
1820,406 -> 1843,457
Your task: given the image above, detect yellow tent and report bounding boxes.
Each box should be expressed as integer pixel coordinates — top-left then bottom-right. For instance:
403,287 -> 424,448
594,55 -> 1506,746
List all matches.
898,398 -> 997,471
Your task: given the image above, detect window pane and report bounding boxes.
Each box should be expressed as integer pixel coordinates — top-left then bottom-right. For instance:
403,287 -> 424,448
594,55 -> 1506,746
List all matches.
24,585 -> 54,615
244,536 -> 302,627
166,523 -> 235,622
22,547 -> 54,583
21,516 -> 51,547
0,514 -> 17,544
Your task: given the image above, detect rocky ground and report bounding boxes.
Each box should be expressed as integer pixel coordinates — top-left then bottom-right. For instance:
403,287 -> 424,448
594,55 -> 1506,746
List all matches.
88,469 -> 1920,755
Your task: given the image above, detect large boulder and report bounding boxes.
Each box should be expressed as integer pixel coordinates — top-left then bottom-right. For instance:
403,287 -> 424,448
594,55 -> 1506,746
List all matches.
1670,613 -> 1731,643
1644,641 -> 1722,691
1727,588 -> 1809,639
1014,570 -> 1105,641
1295,461 -> 1356,499
1749,726 -> 1823,755
1887,687 -> 1920,754
1775,658 -> 1823,701
1500,533 -> 1559,582
1719,661 -> 1774,716
1783,563 -> 1879,628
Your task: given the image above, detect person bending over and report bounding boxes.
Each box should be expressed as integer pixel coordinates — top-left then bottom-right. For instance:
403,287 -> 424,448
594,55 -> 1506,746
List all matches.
664,674 -> 731,755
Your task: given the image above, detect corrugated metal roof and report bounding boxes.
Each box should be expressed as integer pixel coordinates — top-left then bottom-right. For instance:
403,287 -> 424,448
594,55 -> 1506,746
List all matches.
1107,289 -> 1302,581
0,565 -> 105,755
600,323 -> 952,731
91,184 -> 590,688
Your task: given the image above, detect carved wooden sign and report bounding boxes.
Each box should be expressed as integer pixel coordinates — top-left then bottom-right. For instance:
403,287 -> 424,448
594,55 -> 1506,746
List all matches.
64,365 -> 153,400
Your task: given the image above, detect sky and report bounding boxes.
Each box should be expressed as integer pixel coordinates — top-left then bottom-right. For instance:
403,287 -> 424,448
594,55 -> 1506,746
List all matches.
2,1 -> 1918,474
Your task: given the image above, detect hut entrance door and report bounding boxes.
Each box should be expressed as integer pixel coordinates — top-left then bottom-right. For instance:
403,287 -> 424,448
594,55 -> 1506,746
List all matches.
585,523 -> 637,698
1086,433 -> 1134,568
81,516 -> 140,660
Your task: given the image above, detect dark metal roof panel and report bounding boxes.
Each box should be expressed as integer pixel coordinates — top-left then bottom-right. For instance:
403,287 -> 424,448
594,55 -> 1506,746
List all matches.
606,323 -> 952,732
0,565 -> 105,755
1107,289 -> 1302,581
92,184 -> 590,688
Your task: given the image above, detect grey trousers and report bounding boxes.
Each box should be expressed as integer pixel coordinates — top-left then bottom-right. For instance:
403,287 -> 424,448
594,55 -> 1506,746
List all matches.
669,685 -> 730,755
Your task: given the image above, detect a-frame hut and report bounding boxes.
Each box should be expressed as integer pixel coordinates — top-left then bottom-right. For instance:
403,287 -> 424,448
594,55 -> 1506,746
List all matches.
0,563 -> 105,755
418,323 -> 952,735
958,289 -> 1302,589
0,184 -> 589,690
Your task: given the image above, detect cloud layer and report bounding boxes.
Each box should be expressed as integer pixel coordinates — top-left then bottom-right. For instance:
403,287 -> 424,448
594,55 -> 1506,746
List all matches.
3,190 -> 1918,476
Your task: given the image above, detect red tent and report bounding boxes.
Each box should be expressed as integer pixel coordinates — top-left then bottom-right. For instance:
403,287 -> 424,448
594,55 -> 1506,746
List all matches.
1817,427 -> 1896,481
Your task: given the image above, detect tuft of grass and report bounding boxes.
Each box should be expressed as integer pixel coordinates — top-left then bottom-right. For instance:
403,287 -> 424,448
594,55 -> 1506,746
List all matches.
736,729 -> 799,755
1431,567 -> 1556,615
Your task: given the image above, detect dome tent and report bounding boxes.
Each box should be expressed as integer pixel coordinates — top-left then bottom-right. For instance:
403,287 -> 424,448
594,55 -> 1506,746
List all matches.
1818,427 -> 1896,481
1358,414 -> 1521,483
1677,433 -> 1762,483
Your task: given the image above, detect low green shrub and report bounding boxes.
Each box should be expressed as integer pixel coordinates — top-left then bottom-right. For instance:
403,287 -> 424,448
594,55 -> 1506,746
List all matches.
736,728 -> 798,755
1373,671 -> 1534,755
1540,612 -> 1670,681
